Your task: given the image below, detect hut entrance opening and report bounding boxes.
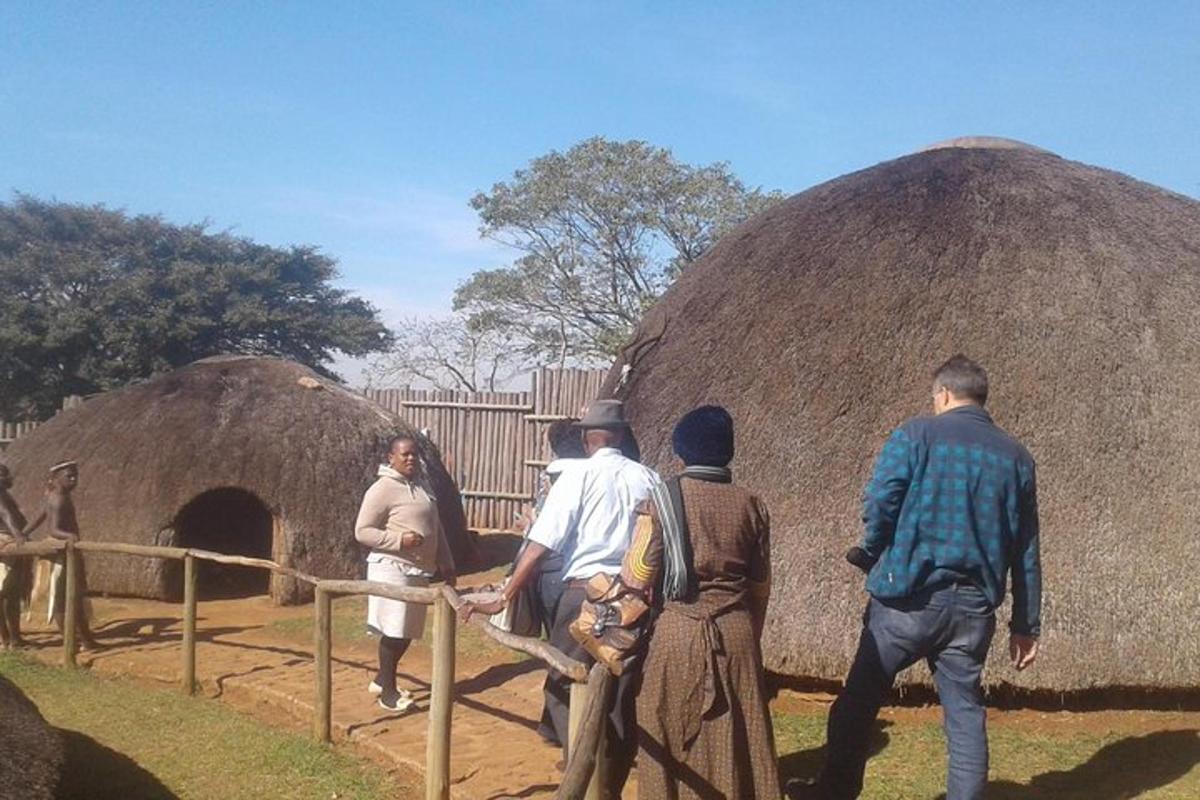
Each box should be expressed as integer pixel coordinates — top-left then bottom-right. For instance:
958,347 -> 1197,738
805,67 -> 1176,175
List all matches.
175,488 -> 274,599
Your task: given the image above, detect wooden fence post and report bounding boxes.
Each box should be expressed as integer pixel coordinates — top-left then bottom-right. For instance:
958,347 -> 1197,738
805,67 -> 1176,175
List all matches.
314,586 -> 332,744
62,542 -> 78,669
181,553 -> 197,695
426,592 -> 456,800
567,679 -> 605,800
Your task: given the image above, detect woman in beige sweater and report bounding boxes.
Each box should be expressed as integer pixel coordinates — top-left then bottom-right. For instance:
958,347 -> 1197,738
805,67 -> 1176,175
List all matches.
355,435 -> 456,711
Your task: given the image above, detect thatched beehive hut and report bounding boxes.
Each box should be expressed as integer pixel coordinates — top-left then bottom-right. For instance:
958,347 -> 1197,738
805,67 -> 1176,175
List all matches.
607,138 -> 1200,692
0,676 -> 63,800
4,356 -> 469,603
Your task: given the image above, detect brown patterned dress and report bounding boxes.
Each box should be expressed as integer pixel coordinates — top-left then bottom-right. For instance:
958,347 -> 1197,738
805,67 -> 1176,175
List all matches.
632,477 -> 781,800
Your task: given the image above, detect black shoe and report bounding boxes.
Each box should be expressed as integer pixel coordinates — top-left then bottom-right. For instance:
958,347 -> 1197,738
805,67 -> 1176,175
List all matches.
784,777 -> 828,800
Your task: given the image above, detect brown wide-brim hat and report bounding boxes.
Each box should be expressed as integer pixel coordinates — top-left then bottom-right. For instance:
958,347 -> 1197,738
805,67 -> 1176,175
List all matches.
574,400 -> 631,430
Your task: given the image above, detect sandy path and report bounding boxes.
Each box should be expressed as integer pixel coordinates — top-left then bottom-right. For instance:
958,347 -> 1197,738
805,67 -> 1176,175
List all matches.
21,594 -> 570,800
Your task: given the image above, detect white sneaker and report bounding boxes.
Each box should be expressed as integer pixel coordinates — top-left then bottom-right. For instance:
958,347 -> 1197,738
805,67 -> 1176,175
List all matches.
368,681 -> 412,700
378,691 -> 415,712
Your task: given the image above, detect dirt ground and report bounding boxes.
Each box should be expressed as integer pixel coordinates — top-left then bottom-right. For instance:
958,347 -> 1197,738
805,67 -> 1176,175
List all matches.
16,591 -> 1200,799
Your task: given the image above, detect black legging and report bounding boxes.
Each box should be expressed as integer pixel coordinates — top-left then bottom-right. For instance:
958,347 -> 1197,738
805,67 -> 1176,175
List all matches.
374,635 -> 412,693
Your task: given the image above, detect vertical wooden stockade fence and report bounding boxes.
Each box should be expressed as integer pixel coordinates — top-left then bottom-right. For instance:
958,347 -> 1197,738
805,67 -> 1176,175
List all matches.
3,539 -> 610,800
0,396 -> 84,452
0,420 -> 42,452
366,367 -> 608,530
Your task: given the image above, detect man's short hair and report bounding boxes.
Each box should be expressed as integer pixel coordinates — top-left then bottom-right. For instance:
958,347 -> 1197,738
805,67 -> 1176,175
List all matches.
547,419 -> 586,460
933,355 -> 989,406
387,434 -> 417,455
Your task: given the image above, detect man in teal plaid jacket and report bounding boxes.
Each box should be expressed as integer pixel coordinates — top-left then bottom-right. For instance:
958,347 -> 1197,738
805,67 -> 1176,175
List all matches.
801,355 -> 1041,800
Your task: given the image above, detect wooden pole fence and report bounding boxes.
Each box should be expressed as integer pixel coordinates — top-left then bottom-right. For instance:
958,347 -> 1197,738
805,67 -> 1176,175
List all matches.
62,542 -> 78,669
426,591 -> 456,800
560,663 -> 614,800
2,538 -> 607,798
314,587 -> 333,744
182,553 -> 197,695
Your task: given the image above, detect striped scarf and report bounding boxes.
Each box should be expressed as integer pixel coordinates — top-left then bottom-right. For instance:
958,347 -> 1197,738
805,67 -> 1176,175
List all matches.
651,466 -> 732,601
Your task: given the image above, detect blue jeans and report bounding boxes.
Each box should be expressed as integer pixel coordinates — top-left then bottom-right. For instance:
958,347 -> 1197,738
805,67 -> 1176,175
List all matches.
822,583 -> 996,800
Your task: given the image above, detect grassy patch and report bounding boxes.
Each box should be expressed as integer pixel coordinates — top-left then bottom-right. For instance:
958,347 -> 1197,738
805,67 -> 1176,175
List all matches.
773,708 -> 1200,799
0,652 -> 414,800
263,595 -> 526,663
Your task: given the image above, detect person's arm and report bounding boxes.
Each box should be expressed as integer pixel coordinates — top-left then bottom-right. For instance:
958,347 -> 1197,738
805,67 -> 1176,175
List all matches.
1009,463 -> 1042,670
0,499 -> 28,543
433,516 -> 457,587
748,500 -> 772,640
860,428 -> 915,559
461,541 -> 550,619
620,506 -> 662,594
44,494 -> 77,542
461,469 -> 583,619
22,511 -> 46,539
354,485 -> 420,552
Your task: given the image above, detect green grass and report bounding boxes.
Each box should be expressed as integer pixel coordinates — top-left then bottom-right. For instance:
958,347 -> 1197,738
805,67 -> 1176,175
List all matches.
264,595 -> 527,663
0,652 -> 413,800
773,709 -> 1200,799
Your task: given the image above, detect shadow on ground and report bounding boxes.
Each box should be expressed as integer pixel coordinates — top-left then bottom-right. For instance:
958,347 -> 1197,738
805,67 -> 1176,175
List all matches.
973,729 -> 1200,800
55,729 -> 177,800
777,720 -> 892,784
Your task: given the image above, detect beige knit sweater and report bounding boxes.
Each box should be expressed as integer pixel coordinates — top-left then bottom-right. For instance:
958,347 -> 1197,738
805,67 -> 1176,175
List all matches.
354,466 -> 455,577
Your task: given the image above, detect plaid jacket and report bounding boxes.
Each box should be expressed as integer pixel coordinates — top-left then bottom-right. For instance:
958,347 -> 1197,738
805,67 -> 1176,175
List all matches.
861,405 -> 1042,636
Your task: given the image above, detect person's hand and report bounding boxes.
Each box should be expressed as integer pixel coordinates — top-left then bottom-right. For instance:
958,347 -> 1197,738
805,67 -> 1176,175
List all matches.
1009,633 -> 1039,671
400,532 -> 424,550
459,596 -> 506,622
845,546 -> 877,574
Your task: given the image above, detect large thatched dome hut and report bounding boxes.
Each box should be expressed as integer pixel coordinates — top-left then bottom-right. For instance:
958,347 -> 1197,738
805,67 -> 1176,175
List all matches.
607,138 -> 1200,692
4,356 -> 469,603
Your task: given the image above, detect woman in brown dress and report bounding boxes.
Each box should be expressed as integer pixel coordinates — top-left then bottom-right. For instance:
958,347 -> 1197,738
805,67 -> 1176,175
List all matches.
626,406 -> 781,800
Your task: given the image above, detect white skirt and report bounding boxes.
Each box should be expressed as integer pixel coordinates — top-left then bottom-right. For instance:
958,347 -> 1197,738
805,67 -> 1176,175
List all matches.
366,559 -> 429,639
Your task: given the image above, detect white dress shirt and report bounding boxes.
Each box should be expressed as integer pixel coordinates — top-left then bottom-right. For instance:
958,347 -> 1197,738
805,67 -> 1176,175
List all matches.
527,447 -> 659,581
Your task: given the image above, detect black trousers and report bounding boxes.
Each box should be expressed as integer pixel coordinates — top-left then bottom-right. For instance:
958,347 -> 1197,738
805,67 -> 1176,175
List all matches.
545,583 -> 637,800
536,552 -> 568,744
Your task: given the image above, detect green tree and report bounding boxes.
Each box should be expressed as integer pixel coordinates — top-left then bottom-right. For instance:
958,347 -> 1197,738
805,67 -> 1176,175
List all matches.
0,194 -> 391,417
455,137 -> 783,365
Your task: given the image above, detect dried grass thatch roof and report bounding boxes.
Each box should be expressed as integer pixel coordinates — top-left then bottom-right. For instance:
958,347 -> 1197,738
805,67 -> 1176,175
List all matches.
0,675 -> 63,800
606,141 -> 1200,692
3,356 -> 469,603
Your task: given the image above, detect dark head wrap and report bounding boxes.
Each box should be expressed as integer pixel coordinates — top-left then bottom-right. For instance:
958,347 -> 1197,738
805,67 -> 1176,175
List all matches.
672,406 -> 734,467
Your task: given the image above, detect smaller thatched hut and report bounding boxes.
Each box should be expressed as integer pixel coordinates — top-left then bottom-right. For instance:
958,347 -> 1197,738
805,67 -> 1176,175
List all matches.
0,676 -> 63,800
4,356 -> 469,603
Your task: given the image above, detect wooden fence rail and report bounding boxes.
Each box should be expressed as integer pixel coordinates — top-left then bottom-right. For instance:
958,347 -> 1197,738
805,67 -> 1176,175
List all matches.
0,539 -> 605,799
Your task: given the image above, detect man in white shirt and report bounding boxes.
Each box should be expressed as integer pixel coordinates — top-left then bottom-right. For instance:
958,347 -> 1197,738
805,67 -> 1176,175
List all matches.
468,399 -> 657,796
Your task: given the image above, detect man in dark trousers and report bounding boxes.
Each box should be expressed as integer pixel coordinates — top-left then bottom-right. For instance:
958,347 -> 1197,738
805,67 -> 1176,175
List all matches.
464,400 -> 658,799
797,355 -> 1041,800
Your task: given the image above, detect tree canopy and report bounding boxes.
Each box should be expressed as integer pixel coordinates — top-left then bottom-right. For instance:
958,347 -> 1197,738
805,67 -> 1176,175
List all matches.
454,137 -> 783,366
0,194 -> 391,417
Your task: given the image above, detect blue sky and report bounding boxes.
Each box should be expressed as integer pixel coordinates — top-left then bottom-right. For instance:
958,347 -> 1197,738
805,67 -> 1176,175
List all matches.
3,2 -> 1199,377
